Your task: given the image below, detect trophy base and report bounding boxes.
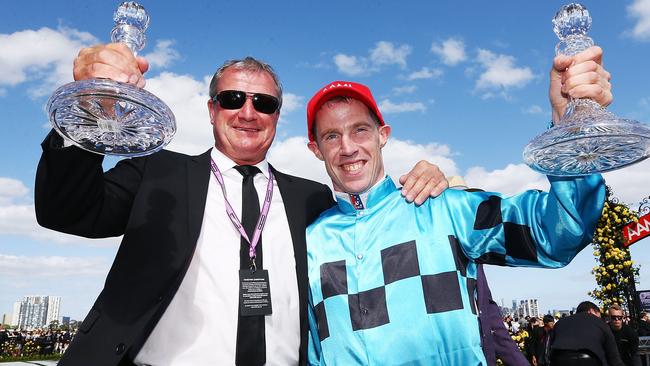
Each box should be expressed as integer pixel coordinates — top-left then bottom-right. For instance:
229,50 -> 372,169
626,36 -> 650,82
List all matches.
523,117 -> 650,176
47,78 -> 176,157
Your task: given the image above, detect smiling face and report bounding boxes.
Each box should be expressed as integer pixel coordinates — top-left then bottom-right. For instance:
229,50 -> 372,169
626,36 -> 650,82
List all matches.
308,98 -> 391,194
208,68 -> 279,165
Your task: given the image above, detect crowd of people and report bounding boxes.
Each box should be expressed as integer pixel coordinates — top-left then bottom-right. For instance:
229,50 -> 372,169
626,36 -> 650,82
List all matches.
501,303 -> 650,366
0,328 -> 75,359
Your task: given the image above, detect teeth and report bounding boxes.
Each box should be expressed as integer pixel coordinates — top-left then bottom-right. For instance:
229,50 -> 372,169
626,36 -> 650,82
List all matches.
342,162 -> 364,172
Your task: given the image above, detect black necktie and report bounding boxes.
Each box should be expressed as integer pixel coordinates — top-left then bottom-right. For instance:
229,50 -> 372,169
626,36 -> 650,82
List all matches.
234,165 -> 265,366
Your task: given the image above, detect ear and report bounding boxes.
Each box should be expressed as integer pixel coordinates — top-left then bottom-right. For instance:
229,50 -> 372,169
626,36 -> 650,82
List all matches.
307,141 -> 325,161
378,124 -> 391,148
208,99 -> 216,125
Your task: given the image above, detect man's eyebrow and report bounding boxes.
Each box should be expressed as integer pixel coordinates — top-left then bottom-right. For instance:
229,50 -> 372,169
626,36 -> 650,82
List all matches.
318,127 -> 339,137
318,119 -> 374,138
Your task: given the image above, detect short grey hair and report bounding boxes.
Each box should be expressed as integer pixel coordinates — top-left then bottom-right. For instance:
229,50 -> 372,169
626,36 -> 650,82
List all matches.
208,56 -> 283,109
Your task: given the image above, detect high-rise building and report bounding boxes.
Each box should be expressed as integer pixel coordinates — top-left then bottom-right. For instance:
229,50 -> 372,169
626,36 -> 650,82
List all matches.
11,302 -> 20,327
517,299 -> 540,318
46,296 -> 61,325
15,296 -> 61,330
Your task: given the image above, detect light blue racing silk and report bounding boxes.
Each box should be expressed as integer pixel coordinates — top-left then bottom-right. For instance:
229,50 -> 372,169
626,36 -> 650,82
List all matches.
307,174 -> 605,365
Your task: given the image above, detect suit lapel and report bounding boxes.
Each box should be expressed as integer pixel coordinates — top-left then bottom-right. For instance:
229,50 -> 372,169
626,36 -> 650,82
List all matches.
270,165 -> 309,365
187,149 -> 212,246
270,165 -> 307,267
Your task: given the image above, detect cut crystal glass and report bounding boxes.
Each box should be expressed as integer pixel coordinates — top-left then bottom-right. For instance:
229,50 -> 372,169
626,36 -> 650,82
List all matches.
47,2 -> 176,157
523,3 -> 650,175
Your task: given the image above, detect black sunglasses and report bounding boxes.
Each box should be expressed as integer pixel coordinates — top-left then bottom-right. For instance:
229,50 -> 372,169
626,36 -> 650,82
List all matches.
610,315 -> 624,320
212,90 -> 280,114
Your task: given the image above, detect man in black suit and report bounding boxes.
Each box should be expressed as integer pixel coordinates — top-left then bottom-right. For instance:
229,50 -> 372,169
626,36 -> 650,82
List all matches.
551,301 -> 624,366
608,304 -> 642,366
532,314 -> 555,366
35,43 -> 446,366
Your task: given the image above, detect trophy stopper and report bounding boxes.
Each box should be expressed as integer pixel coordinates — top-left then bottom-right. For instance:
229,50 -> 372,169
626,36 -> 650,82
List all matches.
552,3 -> 591,39
111,2 -> 150,55
552,3 -> 594,56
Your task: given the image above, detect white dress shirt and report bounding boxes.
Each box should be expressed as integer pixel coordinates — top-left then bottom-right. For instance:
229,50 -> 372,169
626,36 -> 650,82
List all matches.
134,148 -> 300,366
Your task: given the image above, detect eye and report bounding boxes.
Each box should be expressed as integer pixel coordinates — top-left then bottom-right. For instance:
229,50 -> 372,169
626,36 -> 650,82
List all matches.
323,133 -> 339,142
356,126 -> 370,133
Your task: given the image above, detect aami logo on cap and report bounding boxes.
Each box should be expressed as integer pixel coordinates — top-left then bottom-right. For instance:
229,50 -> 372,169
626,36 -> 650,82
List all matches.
322,82 -> 353,93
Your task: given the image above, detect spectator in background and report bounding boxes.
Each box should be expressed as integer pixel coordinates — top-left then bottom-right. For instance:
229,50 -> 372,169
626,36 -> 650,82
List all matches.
609,304 -> 642,366
551,301 -> 623,366
638,312 -> 650,337
532,315 -> 555,366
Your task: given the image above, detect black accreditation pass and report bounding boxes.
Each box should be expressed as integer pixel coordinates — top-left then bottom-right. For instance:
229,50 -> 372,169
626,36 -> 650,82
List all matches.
239,269 -> 273,316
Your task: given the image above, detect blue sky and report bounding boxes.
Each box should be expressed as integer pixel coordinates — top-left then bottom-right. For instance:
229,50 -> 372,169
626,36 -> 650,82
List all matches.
2,0 -> 650,320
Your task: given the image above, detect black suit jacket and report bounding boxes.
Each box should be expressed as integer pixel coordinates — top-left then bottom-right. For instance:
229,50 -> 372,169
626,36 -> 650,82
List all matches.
551,312 -> 625,366
35,132 -> 335,366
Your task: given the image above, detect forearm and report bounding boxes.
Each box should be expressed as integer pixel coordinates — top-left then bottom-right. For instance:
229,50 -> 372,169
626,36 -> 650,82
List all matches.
530,174 -> 606,266
35,131 -> 140,237
456,174 -> 605,267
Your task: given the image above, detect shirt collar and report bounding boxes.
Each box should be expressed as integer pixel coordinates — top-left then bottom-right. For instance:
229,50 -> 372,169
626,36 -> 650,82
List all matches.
335,176 -> 396,214
210,147 -> 270,179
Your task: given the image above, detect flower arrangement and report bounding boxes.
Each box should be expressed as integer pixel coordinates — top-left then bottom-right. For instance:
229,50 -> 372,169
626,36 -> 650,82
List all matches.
589,186 -> 640,310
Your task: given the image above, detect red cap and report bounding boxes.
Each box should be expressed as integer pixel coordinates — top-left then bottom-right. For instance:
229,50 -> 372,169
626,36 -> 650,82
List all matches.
306,80 -> 385,142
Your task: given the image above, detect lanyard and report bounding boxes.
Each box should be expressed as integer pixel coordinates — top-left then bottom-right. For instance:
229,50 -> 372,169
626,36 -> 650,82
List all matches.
210,159 -> 274,269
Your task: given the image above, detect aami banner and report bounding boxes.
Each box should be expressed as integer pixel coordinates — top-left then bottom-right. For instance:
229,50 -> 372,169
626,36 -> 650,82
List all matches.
622,212 -> 650,247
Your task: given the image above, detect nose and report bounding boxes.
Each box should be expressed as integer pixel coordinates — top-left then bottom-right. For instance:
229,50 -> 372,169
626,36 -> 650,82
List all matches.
339,134 -> 358,157
237,97 -> 257,121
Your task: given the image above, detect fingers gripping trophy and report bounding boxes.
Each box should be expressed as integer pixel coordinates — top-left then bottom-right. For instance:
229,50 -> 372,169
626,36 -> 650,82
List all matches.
524,3 -> 650,176
47,2 -> 176,157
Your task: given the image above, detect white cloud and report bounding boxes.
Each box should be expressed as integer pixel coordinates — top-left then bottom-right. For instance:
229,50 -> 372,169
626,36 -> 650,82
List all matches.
383,139 -> 459,180
281,93 -> 304,113
0,254 -> 109,278
602,158 -> 650,206
0,178 -> 119,246
475,49 -> 535,92
627,0 -> 650,40
0,203 -> 119,246
0,178 -> 29,205
369,41 -> 412,69
393,85 -> 417,94
333,53 -> 369,76
431,38 -> 467,66
142,39 -> 180,69
378,99 -> 427,114
461,159 -> 650,206
523,105 -> 543,114
0,27 -> 98,96
333,41 -> 412,76
407,67 -> 443,81
144,72 -> 214,154
464,164 -> 549,196
268,136 -> 330,185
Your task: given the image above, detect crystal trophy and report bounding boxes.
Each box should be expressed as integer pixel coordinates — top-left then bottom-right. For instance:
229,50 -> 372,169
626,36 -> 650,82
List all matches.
523,3 -> 650,175
47,2 -> 176,157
